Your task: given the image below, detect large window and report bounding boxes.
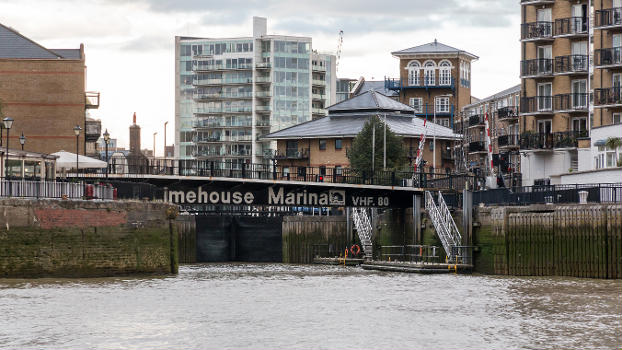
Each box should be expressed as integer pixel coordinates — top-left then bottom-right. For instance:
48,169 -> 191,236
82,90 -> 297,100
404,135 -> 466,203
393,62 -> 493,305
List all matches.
409,97 -> 423,113
439,60 -> 452,86
407,60 -> 420,86
436,97 -> 450,113
424,61 -> 436,86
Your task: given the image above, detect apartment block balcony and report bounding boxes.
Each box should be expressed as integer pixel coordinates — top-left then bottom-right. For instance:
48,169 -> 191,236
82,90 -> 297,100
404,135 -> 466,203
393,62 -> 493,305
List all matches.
468,141 -> 486,154
193,92 -> 253,100
520,96 -> 553,115
384,77 -> 455,91
312,79 -> 326,87
594,7 -> 622,29
193,135 -> 252,143
193,78 -> 253,86
519,130 -> 588,151
255,105 -> 272,113
194,106 -> 252,115
520,58 -> 553,78
594,87 -> 622,108
194,149 -> 252,158
255,62 -> 272,69
554,55 -> 588,75
497,106 -> 518,121
193,120 -> 253,129
85,91 -> 100,109
255,119 -> 271,127
521,21 -> 554,42
312,107 -> 326,116
520,0 -> 555,5
312,93 -> 325,101
255,76 -> 272,84
274,148 -> 310,160
594,47 -> 622,68
312,65 -> 326,72
468,114 -> 485,128
254,91 -> 272,98
497,134 -> 519,149
554,17 -> 588,38
193,63 -> 253,72
554,93 -> 588,113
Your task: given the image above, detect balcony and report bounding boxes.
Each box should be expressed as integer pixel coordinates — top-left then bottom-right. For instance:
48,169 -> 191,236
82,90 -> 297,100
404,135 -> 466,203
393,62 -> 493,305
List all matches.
193,78 -> 253,86
255,119 -> 271,127
255,105 -> 272,113
554,93 -> 588,113
594,47 -> 622,68
594,87 -> 622,107
497,106 -> 518,121
312,93 -> 325,101
255,91 -> 272,98
384,77 -> 455,91
521,21 -> 553,41
193,92 -> 253,100
275,148 -> 310,160
195,149 -> 252,158
312,107 -> 326,115
497,134 -> 519,149
194,135 -> 252,143
194,106 -> 252,115
255,62 -> 272,69
520,58 -> 553,78
468,114 -> 485,128
255,76 -> 272,84
554,17 -> 588,38
193,120 -> 253,128
312,65 -> 326,72
312,79 -> 326,87
468,141 -> 486,154
519,130 -> 588,151
594,7 -> 622,29
85,92 -> 100,109
520,96 -> 553,115
554,55 -> 588,75
194,63 -> 253,72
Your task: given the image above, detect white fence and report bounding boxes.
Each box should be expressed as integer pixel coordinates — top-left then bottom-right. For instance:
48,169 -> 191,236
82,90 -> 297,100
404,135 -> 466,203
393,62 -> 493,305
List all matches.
0,179 -> 114,200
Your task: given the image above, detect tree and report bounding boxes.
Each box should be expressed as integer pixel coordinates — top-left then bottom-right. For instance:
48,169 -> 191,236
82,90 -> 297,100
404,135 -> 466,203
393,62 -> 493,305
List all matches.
347,115 -> 406,172
605,136 -> 622,167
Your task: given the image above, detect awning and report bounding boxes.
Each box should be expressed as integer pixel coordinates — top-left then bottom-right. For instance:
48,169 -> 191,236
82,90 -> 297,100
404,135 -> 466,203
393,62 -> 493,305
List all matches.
51,150 -> 107,170
594,139 -> 607,147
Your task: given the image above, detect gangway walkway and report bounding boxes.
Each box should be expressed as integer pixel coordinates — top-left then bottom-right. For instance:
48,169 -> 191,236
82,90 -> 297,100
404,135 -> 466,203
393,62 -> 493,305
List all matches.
425,191 -> 463,262
352,208 -> 373,260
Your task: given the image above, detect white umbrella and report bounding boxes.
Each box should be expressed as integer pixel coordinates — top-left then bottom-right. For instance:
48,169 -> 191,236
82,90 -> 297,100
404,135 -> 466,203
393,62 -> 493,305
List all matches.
51,150 -> 107,170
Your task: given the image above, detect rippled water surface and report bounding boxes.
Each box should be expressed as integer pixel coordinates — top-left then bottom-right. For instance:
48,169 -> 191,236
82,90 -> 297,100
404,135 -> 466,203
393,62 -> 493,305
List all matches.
1,264 -> 620,350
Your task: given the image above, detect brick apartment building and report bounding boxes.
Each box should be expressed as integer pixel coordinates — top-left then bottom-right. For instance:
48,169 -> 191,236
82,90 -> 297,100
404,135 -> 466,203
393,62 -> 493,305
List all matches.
0,23 -> 99,156
384,40 -> 478,129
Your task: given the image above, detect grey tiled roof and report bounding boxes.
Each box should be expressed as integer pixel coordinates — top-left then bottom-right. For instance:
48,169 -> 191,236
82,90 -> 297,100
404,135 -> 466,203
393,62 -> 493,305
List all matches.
263,113 -> 459,140
392,40 -> 478,59
0,23 -> 62,59
51,49 -> 81,59
327,90 -> 413,113
354,80 -> 398,97
463,84 -> 520,109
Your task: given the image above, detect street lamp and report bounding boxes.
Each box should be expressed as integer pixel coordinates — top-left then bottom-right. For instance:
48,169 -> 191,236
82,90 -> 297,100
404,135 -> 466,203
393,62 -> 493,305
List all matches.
3,117 -> 13,178
73,125 -> 81,178
19,133 -> 25,151
103,128 -> 110,179
433,94 -> 453,173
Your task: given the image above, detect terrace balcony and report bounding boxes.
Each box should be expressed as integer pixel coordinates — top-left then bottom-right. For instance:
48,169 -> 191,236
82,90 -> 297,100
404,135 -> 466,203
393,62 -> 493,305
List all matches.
520,58 -> 553,78
520,96 -> 553,115
521,21 -> 554,42
554,17 -> 588,38
255,62 -> 272,70
497,134 -> 519,149
594,87 -> 622,108
553,93 -> 588,113
497,106 -> 518,121
594,7 -> 622,29
384,77 -> 455,91
85,92 -> 100,109
594,47 -> 622,69
193,92 -> 253,100
274,148 -> 310,160
554,55 -> 588,75
468,114 -> 485,128
519,130 -> 588,151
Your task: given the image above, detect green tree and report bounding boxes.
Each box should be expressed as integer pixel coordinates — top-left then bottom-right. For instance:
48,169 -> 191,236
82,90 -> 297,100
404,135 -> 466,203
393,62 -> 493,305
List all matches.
605,136 -> 622,167
347,115 -> 406,172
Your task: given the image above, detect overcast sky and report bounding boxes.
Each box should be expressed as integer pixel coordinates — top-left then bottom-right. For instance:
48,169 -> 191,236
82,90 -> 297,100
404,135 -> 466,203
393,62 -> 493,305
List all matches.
1,0 -> 520,154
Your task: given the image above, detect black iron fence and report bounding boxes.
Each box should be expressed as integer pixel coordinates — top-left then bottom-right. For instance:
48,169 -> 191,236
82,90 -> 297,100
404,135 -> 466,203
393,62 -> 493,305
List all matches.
0,178 -> 114,200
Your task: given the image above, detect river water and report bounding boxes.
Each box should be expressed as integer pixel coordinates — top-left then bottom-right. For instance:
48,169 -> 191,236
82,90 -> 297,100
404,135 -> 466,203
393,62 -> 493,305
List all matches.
1,264 -> 620,350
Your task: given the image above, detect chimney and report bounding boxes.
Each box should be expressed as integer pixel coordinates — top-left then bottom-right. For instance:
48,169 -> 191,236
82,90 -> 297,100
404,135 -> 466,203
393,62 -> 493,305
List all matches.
129,112 -> 141,155
133,112 -> 136,125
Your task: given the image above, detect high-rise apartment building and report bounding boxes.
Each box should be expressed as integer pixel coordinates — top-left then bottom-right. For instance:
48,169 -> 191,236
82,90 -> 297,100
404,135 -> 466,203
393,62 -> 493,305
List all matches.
594,1 -> 622,127
384,40 -> 478,129
174,17 -> 336,167
519,0 -> 590,185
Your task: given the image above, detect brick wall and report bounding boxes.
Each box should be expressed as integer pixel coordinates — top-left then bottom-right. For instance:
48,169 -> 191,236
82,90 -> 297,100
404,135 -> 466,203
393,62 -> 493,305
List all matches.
0,199 -> 178,277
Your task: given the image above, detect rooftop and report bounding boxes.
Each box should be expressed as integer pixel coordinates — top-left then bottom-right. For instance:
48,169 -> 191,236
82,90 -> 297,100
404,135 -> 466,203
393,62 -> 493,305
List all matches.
392,39 -> 478,60
327,90 -> 413,114
0,22 -> 81,59
463,84 -> 521,109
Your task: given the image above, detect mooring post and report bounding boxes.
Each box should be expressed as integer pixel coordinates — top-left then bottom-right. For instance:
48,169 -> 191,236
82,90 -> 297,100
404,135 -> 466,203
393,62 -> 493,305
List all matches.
346,207 -> 352,245
413,194 -> 421,245
462,189 -> 473,245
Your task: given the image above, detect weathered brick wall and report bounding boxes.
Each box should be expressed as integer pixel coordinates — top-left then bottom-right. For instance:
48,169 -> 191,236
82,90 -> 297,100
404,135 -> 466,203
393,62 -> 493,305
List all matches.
0,199 -> 178,278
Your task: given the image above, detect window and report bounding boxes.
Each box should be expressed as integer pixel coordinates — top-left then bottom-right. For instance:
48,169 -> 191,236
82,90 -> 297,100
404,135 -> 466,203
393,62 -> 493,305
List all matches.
571,79 -> 587,108
439,60 -> 451,86
409,97 -> 423,113
335,139 -> 342,150
607,152 -> 616,167
335,166 -> 343,176
440,119 -> 450,128
436,97 -> 450,113
613,113 -> 621,124
424,61 -> 436,86
537,83 -> 552,111
407,60 -> 420,86
319,139 -> 326,150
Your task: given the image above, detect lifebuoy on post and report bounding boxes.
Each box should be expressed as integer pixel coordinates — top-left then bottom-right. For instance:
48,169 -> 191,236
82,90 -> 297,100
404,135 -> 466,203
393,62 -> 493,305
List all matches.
350,244 -> 361,256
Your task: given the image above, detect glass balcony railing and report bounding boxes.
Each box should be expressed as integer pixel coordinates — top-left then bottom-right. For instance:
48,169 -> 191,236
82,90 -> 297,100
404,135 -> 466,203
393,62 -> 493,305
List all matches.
193,92 -> 253,100
194,106 -> 252,114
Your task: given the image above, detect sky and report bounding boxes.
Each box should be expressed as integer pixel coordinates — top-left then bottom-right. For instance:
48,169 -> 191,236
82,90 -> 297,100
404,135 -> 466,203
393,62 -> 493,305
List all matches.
0,0 -> 521,154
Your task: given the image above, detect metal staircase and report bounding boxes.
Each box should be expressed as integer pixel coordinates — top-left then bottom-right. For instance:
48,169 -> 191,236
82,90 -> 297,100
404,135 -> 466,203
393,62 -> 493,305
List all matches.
424,191 -> 462,262
351,208 -> 373,259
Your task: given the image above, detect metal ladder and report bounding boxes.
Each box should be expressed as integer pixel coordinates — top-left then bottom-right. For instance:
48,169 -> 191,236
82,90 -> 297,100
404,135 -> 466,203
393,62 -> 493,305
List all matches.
351,208 -> 373,260
424,191 -> 462,262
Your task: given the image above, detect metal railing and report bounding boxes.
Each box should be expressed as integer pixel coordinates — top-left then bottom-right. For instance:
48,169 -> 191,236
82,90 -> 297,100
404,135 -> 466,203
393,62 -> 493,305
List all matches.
520,58 -> 553,77
595,7 -> 622,28
497,106 -> 518,120
521,21 -> 553,40
554,55 -> 588,74
468,114 -> 485,127
468,141 -> 486,153
520,96 -> 553,114
554,93 -> 588,112
425,191 -> 462,262
519,130 -> 588,150
0,179 -> 114,200
497,134 -> 519,148
554,17 -> 588,36
594,47 -> 622,67
594,87 -> 622,106
352,208 -> 373,259
378,245 -> 440,263
471,183 -> 622,206
384,77 -> 455,90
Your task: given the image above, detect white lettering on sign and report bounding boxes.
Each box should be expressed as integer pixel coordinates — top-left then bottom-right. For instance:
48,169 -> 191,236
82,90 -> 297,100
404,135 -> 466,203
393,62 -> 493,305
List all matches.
166,187 -> 252,204
351,196 -> 389,207
267,187 -> 329,206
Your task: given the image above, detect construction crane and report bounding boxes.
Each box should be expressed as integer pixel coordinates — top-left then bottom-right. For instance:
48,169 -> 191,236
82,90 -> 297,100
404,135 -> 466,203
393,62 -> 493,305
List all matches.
336,30 -> 343,73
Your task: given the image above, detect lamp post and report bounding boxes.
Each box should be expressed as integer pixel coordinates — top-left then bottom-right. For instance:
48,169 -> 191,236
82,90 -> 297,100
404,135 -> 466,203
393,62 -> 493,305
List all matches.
433,94 -> 453,173
153,132 -> 157,159
3,117 -> 13,179
164,121 -> 168,159
103,129 -> 110,179
19,133 -> 25,151
73,125 -> 81,178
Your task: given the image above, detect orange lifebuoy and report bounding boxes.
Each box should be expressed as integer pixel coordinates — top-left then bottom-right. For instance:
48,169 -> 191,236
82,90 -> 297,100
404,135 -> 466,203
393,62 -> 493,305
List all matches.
350,244 -> 361,256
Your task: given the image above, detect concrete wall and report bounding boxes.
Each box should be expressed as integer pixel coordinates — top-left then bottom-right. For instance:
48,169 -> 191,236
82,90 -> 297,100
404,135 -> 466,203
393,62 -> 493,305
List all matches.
551,167 -> 622,185
521,150 -> 574,185
0,199 -> 178,278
